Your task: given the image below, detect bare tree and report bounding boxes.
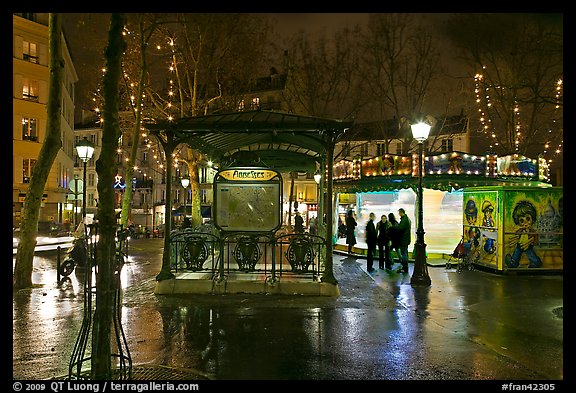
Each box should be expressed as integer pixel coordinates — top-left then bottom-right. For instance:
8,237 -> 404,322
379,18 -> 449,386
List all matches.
282,27 -> 365,120
143,14 -> 271,230
13,14 -> 64,290
147,13 -> 271,117
119,14 -> 164,229
359,13 -> 441,154
444,13 -> 563,159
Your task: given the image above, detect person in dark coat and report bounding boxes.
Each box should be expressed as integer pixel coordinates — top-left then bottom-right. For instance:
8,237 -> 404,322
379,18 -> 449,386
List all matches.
397,208 -> 412,273
294,212 -> 304,234
365,212 -> 378,272
345,210 -> 357,255
388,212 -> 400,266
376,214 -> 392,270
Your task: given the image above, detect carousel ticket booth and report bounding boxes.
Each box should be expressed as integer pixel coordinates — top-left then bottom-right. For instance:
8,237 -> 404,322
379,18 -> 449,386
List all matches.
463,186 -> 563,272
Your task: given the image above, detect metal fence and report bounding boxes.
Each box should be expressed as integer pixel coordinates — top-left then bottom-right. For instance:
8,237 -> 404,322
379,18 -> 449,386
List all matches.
168,226 -> 326,282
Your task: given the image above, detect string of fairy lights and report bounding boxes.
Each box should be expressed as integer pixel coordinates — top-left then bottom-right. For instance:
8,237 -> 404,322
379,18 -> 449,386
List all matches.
474,68 -> 563,166
544,78 -> 563,162
89,26 -> 195,187
89,24 -> 563,192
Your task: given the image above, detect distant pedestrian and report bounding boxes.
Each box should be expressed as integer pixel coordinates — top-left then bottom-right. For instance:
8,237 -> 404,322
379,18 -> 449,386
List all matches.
397,208 -> 412,273
338,216 -> 346,238
365,212 -> 377,272
294,212 -> 304,234
388,213 -> 401,266
345,210 -> 357,255
309,216 -> 318,235
376,214 -> 392,269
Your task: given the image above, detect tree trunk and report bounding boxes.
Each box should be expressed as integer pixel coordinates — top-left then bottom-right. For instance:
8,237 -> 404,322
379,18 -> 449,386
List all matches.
91,13 -> 125,380
120,15 -> 150,229
189,160 -> 202,226
184,148 -> 203,227
13,13 -> 63,290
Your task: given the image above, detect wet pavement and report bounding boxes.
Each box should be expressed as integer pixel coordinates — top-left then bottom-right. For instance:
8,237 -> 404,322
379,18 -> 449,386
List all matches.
13,238 -> 564,382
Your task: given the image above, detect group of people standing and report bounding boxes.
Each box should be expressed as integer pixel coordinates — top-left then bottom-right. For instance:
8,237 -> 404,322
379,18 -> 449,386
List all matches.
345,208 -> 412,274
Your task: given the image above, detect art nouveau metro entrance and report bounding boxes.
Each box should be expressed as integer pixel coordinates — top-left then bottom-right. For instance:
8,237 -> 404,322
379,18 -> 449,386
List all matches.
144,110 -> 352,295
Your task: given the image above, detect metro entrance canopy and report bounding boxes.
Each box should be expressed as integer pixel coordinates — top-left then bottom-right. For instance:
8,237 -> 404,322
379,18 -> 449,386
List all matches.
144,110 -> 353,172
143,110 -> 353,284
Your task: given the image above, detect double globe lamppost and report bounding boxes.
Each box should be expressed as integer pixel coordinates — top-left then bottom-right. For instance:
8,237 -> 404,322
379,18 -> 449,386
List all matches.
410,122 -> 432,287
75,137 -> 95,223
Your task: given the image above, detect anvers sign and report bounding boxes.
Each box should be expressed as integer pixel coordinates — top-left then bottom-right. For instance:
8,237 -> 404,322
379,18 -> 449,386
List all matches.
218,169 -> 278,181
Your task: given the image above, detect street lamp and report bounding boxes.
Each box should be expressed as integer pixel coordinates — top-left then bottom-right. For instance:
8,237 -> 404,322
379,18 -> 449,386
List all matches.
180,176 -> 190,219
410,122 -> 431,286
314,171 -> 321,184
76,137 -> 95,223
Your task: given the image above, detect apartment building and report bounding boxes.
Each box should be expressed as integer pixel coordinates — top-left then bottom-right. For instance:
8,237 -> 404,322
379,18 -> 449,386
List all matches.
13,13 -> 78,229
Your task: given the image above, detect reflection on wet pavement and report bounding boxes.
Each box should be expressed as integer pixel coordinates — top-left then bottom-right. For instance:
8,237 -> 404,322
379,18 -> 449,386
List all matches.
13,240 -> 563,381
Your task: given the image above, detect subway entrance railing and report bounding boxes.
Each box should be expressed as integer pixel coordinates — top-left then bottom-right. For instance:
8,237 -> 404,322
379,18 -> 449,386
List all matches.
168,225 -> 326,284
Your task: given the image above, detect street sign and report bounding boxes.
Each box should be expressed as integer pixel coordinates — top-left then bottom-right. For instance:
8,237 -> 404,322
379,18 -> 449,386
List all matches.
70,178 -> 83,194
67,193 -> 83,201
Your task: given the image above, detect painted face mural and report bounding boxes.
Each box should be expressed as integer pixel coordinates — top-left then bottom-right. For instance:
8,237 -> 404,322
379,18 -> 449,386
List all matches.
505,200 -> 542,269
465,199 -> 478,225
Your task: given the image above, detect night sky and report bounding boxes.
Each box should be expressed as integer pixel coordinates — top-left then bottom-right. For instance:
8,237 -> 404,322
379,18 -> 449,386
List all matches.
62,13 -> 459,120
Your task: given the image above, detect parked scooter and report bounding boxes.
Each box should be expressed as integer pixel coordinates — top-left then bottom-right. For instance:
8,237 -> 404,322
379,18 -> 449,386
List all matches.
58,237 -> 88,277
58,226 -> 130,278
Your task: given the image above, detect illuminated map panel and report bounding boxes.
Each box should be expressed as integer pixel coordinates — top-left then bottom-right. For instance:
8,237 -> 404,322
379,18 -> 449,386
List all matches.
215,183 -> 281,232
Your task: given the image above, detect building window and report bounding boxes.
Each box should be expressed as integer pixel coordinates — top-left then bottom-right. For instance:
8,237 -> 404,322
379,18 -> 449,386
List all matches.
395,142 -> 403,155
360,144 -> 368,157
23,159 -> 37,183
22,117 -> 38,141
237,100 -> 245,111
22,78 -> 39,101
23,40 -> 38,63
142,151 -> 148,163
201,167 -> 207,183
376,143 -> 386,156
88,173 -> 95,187
441,138 -> 453,152
88,193 -> 95,207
